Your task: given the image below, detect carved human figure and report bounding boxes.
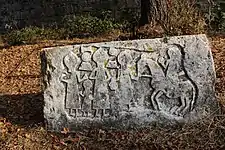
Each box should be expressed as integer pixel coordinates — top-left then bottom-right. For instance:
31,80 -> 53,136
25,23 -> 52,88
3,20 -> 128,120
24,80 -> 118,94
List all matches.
162,46 -> 184,97
106,47 -> 120,91
61,51 -> 87,117
162,45 -> 197,115
109,69 -> 118,91
79,51 -> 93,71
80,79 -> 94,117
117,50 -> 136,111
107,47 -> 120,69
90,47 -> 111,117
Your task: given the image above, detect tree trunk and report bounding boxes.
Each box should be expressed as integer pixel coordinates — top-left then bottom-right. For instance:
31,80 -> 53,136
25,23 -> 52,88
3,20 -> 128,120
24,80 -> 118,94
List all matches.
139,0 -> 168,27
139,0 -> 151,26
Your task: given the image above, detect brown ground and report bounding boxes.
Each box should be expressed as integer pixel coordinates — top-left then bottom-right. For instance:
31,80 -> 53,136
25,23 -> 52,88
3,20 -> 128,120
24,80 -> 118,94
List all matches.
0,35 -> 225,150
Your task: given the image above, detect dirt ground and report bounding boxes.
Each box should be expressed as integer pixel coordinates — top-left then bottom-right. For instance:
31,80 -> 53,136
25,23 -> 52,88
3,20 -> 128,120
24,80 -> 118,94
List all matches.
0,35 -> 225,149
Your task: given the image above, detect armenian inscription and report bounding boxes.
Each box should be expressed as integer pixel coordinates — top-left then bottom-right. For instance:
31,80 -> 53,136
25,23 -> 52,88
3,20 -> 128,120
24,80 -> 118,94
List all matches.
41,35 -> 218,132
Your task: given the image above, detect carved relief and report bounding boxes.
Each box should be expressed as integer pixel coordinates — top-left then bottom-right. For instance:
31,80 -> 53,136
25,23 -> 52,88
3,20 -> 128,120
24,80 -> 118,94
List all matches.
61,52 -> 82,117
117,51 -> 136,111
60,44 -> 198,118
79,51 -> 93,71
90,47 -> 111,117
138,45 -> 198,116
80,79 -> 94,117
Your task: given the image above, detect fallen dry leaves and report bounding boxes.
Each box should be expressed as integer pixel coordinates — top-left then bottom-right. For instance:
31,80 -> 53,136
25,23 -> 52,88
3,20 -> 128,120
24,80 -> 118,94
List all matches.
0,35 -> 225,149
210,36 -> 225,109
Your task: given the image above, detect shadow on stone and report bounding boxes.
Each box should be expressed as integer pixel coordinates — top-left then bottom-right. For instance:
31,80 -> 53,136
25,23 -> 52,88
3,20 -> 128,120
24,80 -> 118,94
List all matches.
0,93 -> 44,126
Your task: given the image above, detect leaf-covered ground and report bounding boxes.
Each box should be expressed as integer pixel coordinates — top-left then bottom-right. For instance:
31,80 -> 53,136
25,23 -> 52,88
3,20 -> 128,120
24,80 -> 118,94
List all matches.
0,35 -> 225,150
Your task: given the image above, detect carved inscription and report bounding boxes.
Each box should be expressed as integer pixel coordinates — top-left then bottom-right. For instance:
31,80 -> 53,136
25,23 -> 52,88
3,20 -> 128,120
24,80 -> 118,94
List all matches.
61,44 -> 198,118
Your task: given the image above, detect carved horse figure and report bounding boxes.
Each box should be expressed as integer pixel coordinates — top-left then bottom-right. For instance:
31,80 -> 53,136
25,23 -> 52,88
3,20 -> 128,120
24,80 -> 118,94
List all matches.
138,45 -> 198,116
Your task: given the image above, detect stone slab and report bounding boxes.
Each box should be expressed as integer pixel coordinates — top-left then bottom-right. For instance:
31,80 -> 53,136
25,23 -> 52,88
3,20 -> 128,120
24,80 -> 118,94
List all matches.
41,34 -> 218,132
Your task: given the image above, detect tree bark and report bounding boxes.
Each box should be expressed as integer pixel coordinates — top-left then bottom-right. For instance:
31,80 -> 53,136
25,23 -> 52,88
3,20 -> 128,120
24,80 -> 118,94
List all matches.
139,0 -> 168,27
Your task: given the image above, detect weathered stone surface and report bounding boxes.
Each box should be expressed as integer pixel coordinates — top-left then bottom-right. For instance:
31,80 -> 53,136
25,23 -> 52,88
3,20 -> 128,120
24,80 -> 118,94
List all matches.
41,34 -> 218,132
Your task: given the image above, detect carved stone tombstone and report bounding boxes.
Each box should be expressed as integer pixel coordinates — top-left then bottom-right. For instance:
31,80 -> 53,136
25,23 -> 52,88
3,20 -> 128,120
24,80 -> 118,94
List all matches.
41,34 -> 218,132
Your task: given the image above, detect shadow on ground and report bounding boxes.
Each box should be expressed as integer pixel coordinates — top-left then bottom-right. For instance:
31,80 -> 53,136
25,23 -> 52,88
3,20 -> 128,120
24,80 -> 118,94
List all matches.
0,93 -> 44,126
